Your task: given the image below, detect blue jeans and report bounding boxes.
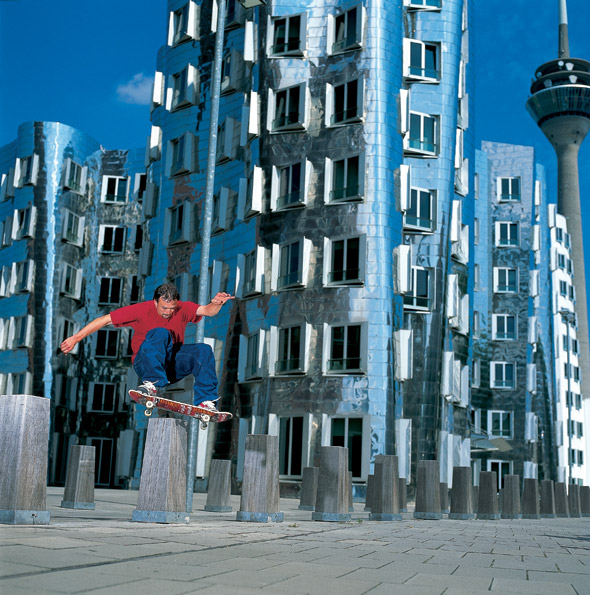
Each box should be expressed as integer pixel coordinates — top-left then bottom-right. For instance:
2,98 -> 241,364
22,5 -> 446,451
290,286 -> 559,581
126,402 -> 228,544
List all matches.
133,328 -> 218,406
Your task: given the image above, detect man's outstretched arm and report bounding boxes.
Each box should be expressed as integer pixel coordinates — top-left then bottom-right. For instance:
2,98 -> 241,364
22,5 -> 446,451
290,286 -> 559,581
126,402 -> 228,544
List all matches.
196,292 -> 235,317
60,314 -> 113,354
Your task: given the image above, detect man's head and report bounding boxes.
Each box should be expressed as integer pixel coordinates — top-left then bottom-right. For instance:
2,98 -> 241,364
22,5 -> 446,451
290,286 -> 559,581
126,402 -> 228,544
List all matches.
153,283 -> 180,319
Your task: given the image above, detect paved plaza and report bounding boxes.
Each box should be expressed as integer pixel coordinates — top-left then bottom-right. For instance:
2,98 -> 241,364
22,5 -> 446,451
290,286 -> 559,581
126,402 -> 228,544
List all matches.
0,487 -> 589,594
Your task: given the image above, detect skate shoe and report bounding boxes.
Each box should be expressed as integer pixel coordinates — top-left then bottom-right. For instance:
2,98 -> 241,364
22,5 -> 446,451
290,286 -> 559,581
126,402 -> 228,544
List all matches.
196,400 -> 219,414
136,380 -> 161,398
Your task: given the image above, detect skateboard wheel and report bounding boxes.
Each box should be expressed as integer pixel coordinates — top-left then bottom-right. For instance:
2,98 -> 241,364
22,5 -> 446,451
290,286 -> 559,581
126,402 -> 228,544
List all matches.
201,414 -> 210,423
146,400 -> 154,409
145,409 -> 152,417
200,422 -> 208,430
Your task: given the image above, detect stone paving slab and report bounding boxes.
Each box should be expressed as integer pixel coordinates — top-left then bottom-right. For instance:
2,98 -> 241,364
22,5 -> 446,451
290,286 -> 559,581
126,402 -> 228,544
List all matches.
0,488 -> 589,594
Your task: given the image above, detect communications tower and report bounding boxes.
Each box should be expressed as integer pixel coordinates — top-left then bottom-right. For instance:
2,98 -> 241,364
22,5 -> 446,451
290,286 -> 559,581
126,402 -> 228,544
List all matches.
526,0 -> 590,404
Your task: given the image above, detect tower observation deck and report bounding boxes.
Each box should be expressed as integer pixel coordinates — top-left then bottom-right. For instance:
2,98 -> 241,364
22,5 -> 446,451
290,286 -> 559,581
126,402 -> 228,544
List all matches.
526,0 -> 590,407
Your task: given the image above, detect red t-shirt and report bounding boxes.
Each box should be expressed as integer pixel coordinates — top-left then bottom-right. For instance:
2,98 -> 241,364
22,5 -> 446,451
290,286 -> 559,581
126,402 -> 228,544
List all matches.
110,300 -> 202,360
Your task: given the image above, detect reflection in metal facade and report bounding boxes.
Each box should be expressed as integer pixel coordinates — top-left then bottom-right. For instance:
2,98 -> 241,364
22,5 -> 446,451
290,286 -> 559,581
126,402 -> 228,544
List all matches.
144,0 -> 475,489
474,141 -> 559,486
0,122 -> 145,487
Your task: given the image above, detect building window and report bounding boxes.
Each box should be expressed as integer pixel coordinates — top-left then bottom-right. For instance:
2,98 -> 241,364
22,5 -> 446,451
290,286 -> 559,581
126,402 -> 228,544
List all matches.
404,187 -> 435,232
169,203 -> 186,244
327,237 -> 363,285
274,162 -> 305,210
488,459 -> 512,489
245,332 -> 261,380
101,176 -> 128,204
16,155 -> 39,187
99,277 -> 122,305
331,417 -> 364,478
497,177 -> 520,202
404,267 -> 432,310
329,79 -> 363,125
171,68 -> 188,109
135,173 -> 147,201
277,240 -> 304,289
133,225 -> 143,252
169,2 -> 198,46
404,39 -> 440,81
171,135 -> 186,174
406,0 -> 442,10
220,52 -> 243,94
12,315 -> 33,348
269,14 -> 305,57
14,260 -> 34,293
491,362 -> 516,389
89,383 -> 117,413
488,411 -> 513,439
327,324 -> 362,374
95,329 -> 119,359
559,280 -> 568,297
496,222 -> 519,247
279,416 -> 304,476
63,158 -> 85,194
331,5 -> 363,54
129,275 -> 141,303
62,209 -> 85,246
406,112 -> 438,155
99,225 -> 126,253
13,206 -> 36,240
276,325 -> 304,375
494,267 -> 518,293
327,154 -> 363,203
493,314 -> 516,340
243,250 -> 261,296
271,84 -> 306,132
60,264 -> 83,299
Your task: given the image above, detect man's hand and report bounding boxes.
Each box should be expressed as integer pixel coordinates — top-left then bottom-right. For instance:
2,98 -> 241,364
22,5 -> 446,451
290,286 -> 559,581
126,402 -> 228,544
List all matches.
60,336 -> 79,355
197,293 -> 235,317
211,292 -> 235,306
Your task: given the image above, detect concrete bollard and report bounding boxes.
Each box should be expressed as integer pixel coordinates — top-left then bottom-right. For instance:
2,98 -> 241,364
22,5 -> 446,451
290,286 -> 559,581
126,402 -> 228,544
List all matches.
473,486 -> 479,514
364,474 -> 374,511
440,482 -> 449,514
204,459 -> 232,512
522,478 -> 540,519
399,477 -> 408,513
477,471 -> 500,520
580,486 -> 590,517
299,466 -> 319,511
500,475 -> 522,519
61,445 -> 96,510
449,467 -> 474,520
348,471 -> 354,512
554,482 -> 570,517
568,484 -> 582,518
132,418 -> 189,524
370,455 -> 401,521
237,434 -> 283,522
312,446 -> 351,522
0,395 -> 51,525
540,480 -> 556,518
414,460 -> 442,520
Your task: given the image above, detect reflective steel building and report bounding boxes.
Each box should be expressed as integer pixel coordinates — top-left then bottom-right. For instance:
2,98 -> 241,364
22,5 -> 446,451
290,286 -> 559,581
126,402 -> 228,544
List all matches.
142,0 -> 474,491
0,122 -> 146,487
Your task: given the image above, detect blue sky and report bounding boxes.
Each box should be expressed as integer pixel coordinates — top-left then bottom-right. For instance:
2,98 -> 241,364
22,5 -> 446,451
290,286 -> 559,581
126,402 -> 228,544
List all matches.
1,0 -> 590,293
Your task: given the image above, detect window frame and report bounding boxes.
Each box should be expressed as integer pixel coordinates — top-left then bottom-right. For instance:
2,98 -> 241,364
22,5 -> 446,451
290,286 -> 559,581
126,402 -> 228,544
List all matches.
329,4 -> 364,55
495,221 -> 520,247
94,328 -> 120,359
404,186 -> 436,232
403,267 -> 433,311
324,235 -> 365,287
98,276 -> 123,306
100,176 -> 129,204
405,111 -> 438,156
327,77 -> 364,126
488,410 -> 514,439
497,176 -> 521,202
493,267 -> 518,293
325,153 -> 365,204
268,13 -> 306,57
490,361 -> 516,390
269,83 -> 307,133
492,313 -> 517,341
403,38 -> 440,82
324,322 -> 366,376
98,225 -> 127,254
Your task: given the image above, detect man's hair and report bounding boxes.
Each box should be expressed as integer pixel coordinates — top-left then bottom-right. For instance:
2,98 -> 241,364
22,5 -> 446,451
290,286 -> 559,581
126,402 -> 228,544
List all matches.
153,283 -> 180,302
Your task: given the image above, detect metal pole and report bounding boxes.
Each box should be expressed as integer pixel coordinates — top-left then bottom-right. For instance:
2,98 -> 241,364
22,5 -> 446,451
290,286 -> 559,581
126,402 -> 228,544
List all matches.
186,0 -> 227,513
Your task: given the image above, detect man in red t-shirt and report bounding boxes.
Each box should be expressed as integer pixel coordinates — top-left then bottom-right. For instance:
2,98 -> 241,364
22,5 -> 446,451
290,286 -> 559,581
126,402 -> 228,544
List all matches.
60,283 -> 234,414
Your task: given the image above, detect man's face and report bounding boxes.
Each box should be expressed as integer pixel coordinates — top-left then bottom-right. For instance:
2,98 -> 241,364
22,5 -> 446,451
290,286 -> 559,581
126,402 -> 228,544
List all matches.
155,298 -> 178,319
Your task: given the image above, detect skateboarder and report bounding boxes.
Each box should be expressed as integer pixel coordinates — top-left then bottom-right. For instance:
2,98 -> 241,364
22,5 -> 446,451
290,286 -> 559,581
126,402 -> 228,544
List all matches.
60,283 -> 234,415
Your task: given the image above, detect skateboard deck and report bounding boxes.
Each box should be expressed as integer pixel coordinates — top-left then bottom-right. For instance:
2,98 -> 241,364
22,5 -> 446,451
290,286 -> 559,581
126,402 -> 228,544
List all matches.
128,389 -> 232,429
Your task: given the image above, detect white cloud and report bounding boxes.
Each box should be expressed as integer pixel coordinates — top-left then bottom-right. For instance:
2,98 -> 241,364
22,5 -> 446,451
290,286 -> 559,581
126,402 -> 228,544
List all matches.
116,73 -> 153,105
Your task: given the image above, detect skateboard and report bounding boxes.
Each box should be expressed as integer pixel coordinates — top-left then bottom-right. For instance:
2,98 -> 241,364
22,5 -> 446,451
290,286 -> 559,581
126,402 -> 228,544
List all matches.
128,389 -> 232,430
